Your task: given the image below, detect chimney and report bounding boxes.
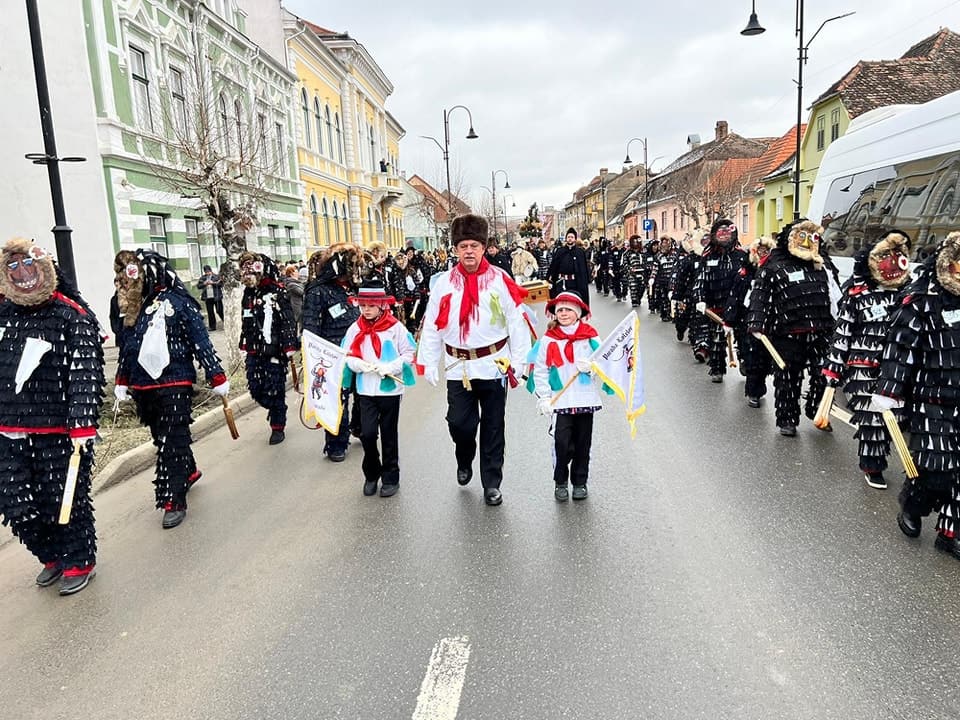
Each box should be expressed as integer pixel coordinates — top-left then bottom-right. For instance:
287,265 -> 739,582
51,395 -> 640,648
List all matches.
715,120 -> 729,141
599,167 -> 609,177
687,134 -> 701,151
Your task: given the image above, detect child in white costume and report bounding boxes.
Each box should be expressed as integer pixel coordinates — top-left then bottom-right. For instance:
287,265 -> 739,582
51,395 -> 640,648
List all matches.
341,281 -> 416,497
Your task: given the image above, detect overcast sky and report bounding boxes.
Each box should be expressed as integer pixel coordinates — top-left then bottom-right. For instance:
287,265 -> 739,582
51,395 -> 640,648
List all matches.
285,0 -> 960,227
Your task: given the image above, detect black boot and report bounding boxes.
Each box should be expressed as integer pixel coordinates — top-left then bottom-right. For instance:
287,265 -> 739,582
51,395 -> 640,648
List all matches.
162,503 -> 187,529
897,511 -> 921,538
269,429 -> 285,445
59,568 -> 95,596
36,563 -> 63,587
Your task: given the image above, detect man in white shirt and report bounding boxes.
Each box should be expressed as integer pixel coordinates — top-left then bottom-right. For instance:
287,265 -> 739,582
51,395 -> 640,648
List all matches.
417,214 -> 532,505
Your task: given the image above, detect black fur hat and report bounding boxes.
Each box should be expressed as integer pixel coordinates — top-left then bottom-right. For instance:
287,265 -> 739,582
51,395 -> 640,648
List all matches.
450,214 -> 488,246
565,227 -> 578,238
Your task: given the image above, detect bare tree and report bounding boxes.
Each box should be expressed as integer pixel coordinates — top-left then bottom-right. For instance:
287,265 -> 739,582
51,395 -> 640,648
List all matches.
140,34 -> 290,367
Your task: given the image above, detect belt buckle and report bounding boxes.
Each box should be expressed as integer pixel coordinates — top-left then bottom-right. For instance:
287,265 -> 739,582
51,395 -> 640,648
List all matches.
456,349 -> 470,360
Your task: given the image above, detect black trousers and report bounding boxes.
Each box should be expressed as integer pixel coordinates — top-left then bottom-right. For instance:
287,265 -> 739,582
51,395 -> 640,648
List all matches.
900,471 -> 960,537
446,379 -> 507,489
771,332 -> 829,428
246,354 -> 287,429
134,386 -> 197,509
0,435 -> 96,570
204,299 -> 224,330
358,395 -> 401,486
553,413 -> 594,487
324,386 -> 352,455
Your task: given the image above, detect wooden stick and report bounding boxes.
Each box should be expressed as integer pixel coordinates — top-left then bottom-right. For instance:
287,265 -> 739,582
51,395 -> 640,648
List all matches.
882,409 -> 919,479
58,441 -> 85,525
703,307 -> 725,325
290,358 -> 300,390
751,332 -> 787,370
726,333 -> 737,368
814,386 -> 835,430
221,395 -> 239,440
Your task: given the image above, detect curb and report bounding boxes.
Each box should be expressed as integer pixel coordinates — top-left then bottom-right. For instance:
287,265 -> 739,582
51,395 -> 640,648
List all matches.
91,391 -> 262,496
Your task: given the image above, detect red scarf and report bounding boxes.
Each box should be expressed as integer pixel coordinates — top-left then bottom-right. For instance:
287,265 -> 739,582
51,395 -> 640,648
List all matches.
545,321 -> 598,366
454,257 -> 491,340
348,311 -> 398,359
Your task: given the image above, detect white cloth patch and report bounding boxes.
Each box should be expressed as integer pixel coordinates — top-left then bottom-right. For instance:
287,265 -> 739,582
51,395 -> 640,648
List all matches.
867,304 -> 888,320
262,293 -> 275,344
138,303 -> 171,379
787,270 -> 806,282
15,337 -> 52,394
943,309 -> 960,325
329,303 -> 346,319
707,259 -> 719,267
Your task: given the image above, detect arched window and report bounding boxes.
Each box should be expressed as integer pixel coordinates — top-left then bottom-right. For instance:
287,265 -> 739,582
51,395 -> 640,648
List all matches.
314,98 -> 323,155
234,98 -> 244,156
938,186 -> 956,215
310,194 -> 319,245
325,105 -> 334,160
322,197 -> 330,245
369,123 -> 376,172
218,94 -> 230,154
342,202 -> 349,242
301,89 -> 311,148
334,113 -> 343,163
333,203 -> 341,243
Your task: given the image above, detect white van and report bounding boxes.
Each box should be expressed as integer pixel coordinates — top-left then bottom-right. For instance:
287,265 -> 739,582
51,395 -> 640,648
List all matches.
807,88 -> 960,267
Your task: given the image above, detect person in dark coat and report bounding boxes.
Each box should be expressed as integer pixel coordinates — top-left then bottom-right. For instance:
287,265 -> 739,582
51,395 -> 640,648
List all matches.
302,243 -> 362,461
0,237 -> 105,595
485,239 -> 514,277
197,264 -> 224,330
547,227 -> 591,305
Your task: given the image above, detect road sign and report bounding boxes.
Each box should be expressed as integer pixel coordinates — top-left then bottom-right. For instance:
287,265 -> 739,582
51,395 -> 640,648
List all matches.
642,219 -> 654,232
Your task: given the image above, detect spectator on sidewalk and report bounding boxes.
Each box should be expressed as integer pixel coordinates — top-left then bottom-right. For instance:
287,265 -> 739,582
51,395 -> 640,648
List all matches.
197,265 -> 224,331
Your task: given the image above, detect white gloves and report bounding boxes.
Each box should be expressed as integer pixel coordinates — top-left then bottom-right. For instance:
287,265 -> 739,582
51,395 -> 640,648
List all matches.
871,394 -> 903,412
423,366 -> 440,387
695,302 -> 707,313
286,350 -> 296,359
213,380 -> 231,397
723,324 -> 734,337
537,397 -> 553,416
575,359 -> 593,374
114,385 -> 129,401
345,356 -> 376,374
375,359 -> 404,377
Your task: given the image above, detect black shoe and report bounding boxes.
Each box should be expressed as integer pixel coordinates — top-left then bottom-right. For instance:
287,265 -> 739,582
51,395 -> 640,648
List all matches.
934,533 -> 960,560
897,511 -> 921,538
162,506 -> 187,529
572,485 -> 588,500
779,425 -> 797,437
484,488 -> 503,506
864,471 -> 887,489
363,480 -> 378,496
269,429 -> 285,445
59,569 -> 95,596
380,484 -> 399,497
328,450 -> 346,462
747,396 -> 761,408
694,349 -> 708,364
555,485 -> 569,501
457,467 -> 473,486
676,329 -> 685,342
710,373 -> 723,383
36,564 -> 63,587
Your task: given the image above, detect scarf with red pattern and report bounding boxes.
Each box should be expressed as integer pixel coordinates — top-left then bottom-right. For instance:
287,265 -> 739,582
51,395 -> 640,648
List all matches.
545,321 -> 598,366
348,311 -> 398,359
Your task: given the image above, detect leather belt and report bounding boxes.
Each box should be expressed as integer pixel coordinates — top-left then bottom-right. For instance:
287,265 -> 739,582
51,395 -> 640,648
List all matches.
445,337 -> 508,361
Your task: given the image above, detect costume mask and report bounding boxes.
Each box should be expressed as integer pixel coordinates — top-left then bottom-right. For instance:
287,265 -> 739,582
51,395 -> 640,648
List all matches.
0,239 -> 57,306
712,222 -> 738,248
114,250 -> 145,326
868,232 -> 911,289
239,252 -> 264,288
787,220 -> 824,268
749,238 -> 774,266
936,231 -> 960,296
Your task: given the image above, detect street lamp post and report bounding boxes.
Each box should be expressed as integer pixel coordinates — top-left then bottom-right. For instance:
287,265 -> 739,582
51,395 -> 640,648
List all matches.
741,1 -> 854,221
624,137 -> 650,239
501,194 -> 515,245
420,105 -> 478,236
491,169 -> 510,242
24,0 -> 85,287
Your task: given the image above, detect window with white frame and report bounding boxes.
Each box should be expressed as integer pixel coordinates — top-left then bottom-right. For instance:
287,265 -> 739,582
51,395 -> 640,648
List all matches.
275,121 -> 285,175
169,66 -> 187,138
234,98 -> 244,158
300,89 -> 311,149
285,226 -> 295,258
130,46 -> 153,131
741,203 -> 749,235
310,194 -> 319,244
775,196 -> 784,220
219,95 -> 230,154
333,203 -> 340,243
341,202 -> 348,242
314,98 -> 324,156
148,214 -> 168,255
325,105 -> 334,159
187,241 -> 201,277
257,112 -> 268,167
334,112 -> 343,163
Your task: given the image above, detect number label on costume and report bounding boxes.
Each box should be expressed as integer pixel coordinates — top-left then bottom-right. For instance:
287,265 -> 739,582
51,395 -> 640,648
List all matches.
329,303 -> 346,319
707,259 -> 719,267
943,309 -> 960,325
867,304 -> 888,320
242,309 -> 253,318
787,270 -> 806,282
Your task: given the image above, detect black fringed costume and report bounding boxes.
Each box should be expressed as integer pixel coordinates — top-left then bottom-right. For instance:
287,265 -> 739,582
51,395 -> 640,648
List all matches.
672,244 -> 699,343
239,253 -> 297,433
115,250 -> 226,514
0,239 -> 104,590
875,232 -> 960,541
747,220 -> 835,431
650,240 -> 679,322
823,232 -> 912,476
622,239 -> 645,307
693,220 -> 748,377
724,238 -> 775,401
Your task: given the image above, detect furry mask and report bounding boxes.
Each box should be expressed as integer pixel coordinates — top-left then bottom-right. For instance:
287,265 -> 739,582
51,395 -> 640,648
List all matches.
307,248 -> 329,281
710,219 -> 738,248
0,237 -> 57,306
785,220 -> 824,268
114,250 -> 144,326
868,231 -> 911,289
748,236 -> 775,266
936,231 -> 960,296
323,242 -> 362,286
239,251 -> 265,288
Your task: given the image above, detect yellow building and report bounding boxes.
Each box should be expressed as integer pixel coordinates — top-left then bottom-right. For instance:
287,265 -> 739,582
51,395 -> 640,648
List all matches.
284,12 -> 404,254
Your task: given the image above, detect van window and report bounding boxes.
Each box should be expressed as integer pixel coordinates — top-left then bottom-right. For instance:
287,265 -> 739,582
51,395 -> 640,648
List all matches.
819,149 -> 960,262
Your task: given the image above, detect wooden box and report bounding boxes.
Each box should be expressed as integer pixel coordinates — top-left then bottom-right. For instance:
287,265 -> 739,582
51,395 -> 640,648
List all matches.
521,280 -> 550,304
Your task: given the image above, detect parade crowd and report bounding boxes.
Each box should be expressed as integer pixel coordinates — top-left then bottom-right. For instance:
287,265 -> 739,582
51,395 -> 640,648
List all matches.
3,209 -> 960,597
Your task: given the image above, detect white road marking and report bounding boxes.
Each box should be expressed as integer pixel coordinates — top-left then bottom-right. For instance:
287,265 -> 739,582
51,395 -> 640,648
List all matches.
411,636 -> 471,720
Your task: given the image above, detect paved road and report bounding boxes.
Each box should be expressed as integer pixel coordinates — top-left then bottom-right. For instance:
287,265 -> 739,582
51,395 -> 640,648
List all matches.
2,294 -> 960,720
